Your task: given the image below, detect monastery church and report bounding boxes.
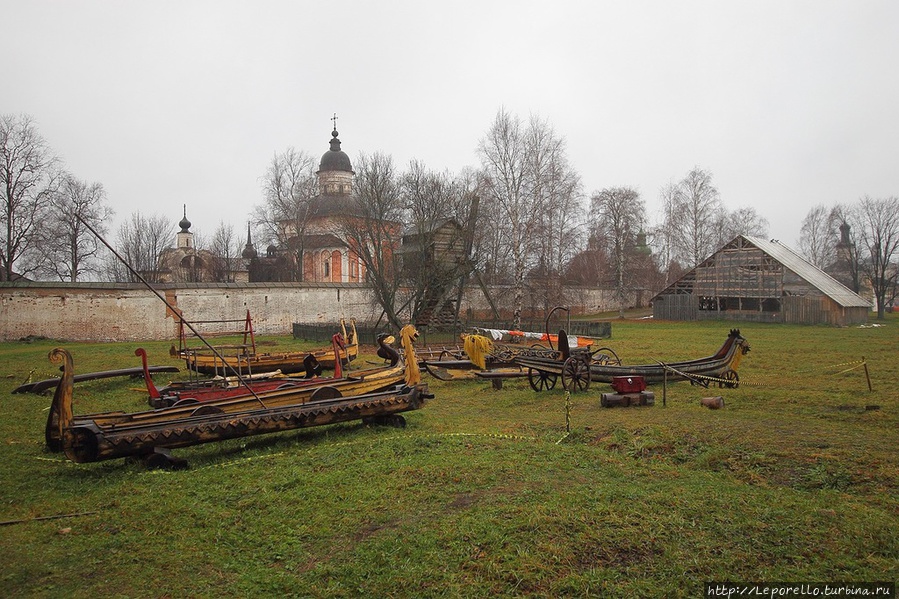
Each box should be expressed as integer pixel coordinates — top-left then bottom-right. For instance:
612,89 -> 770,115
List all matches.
159,121 -> 371,284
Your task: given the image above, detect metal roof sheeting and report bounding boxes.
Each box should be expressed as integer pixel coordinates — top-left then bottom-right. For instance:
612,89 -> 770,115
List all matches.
742,236 -> 872,308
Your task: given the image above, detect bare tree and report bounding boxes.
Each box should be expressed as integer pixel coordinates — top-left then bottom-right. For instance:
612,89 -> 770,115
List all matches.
470,173 -> 513,286
852,196 -> 899,319
254,148 -> 318,281
106,213 -> 172,283
717,206 -> 769,243
563,234 -> 610,287
41,174 -> 114,281
799,204 -> 839,268
208,221 -> 239,282
478,109 -> 529,324
399,161 -> 477,325
527,118 -> 584,314
662,167 -> 725,268
590,187 -> 646,317
478,109 -> 577,328
1,113 -> 62,281
650,181 -> 680,286
334,152 -> 406,330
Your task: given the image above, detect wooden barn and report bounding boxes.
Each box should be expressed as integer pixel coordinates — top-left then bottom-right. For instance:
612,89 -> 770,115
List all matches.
652,236 -> 871,326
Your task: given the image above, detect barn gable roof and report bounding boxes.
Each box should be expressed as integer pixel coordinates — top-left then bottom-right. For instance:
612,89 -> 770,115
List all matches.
742,236 -> 870,308
654,235 -> 871,308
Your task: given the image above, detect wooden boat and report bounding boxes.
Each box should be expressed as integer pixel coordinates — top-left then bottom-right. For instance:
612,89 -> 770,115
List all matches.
421,332 -> 563,382
44,325 -> 429,466
140,332 -> 392,408
46,325 -> 422,441
173,315 -> 358,376
414,344 -> 466,364
514,329 -> 751,392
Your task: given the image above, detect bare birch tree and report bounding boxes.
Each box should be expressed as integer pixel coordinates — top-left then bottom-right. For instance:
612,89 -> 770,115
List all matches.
799,204 -> 839,268
1,113 -> 62,281
662,167 -> 725,268
527,118 -> 584,313
478,109 -> 579,328
590,187 -> 645,317
716,206 -> 769,243
650,182 -> 680,287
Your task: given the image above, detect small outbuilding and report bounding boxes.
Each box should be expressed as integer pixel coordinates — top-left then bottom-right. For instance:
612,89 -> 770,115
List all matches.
651,235 -> 871,326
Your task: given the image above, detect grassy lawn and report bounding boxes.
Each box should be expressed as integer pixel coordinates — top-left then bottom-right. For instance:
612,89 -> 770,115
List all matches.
1,317 -> 897,597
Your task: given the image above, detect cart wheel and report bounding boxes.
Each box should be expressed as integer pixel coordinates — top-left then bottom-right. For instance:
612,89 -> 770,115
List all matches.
561,357 -> 591,393
363,414 -> 406,428
592,347 -> 621,366
719,370 -> 739,389
191,405 -> 224,416
527,368 -> 557,392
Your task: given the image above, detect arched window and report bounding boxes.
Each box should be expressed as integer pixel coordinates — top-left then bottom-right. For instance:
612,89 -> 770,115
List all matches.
321,251 -> 330,279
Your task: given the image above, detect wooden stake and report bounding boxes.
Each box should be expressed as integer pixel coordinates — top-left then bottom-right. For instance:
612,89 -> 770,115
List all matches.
663,368 -> 667,407
863,356 -> 872,392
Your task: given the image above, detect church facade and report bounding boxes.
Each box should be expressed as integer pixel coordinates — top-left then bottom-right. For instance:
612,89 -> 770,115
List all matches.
246,123 -> 378,284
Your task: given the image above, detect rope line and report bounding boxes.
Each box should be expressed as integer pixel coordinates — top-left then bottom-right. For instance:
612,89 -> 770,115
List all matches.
657,358 -> 868,388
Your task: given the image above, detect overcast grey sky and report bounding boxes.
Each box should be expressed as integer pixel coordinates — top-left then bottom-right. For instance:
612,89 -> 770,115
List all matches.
3,0 -> 897,249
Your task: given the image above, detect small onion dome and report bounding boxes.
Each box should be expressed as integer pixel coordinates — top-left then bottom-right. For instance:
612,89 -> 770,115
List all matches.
179,205 -> 191,232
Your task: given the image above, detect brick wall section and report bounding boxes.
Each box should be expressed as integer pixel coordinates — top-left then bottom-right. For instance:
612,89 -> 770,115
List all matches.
0,282 -> 627,342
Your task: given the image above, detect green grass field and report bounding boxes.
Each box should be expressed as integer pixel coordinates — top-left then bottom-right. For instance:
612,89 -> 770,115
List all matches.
1,317 -> 897,597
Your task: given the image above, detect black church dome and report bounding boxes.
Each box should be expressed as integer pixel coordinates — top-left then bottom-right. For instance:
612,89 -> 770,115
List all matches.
318,129 -> 353,173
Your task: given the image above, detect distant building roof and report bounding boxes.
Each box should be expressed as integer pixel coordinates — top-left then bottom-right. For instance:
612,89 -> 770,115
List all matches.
300,233 -> 346,250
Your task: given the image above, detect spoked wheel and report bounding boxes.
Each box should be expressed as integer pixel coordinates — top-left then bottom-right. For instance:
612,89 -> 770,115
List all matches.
592,347 -> 621,366
718,369 -> 739,389
528,368 -> 558,392
561,357 -> 591,393
191,405 -> 224,417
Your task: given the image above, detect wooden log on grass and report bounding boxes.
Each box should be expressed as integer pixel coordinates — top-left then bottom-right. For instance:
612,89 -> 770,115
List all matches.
701,396 -> 725,409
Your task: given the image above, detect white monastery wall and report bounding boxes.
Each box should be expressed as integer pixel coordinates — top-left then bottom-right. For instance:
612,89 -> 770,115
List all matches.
0,282 -> 627,342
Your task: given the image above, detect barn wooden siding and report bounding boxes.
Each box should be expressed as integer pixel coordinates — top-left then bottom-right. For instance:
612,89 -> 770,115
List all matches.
652,239 -> 870,326
653,293 -> 868,326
